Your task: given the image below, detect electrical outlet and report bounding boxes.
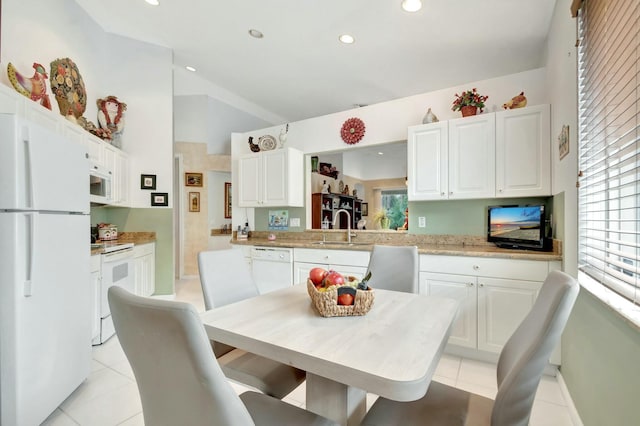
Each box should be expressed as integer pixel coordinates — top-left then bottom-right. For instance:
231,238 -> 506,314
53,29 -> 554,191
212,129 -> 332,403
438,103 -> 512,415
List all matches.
290,218 -> 300,227
418,216 -> 426,228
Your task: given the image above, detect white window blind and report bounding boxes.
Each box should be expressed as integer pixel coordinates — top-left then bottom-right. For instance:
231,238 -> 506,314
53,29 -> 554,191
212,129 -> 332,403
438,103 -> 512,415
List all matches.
578,0 -> 640,305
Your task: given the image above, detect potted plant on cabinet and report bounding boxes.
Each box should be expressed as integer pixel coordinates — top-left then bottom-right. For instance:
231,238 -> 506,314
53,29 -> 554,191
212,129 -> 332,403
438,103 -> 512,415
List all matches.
451,88 -> 489,117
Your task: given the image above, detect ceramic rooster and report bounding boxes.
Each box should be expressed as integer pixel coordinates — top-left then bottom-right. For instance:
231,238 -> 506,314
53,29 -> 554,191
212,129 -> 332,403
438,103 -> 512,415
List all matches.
7,62 -> 52,110
248,136 -> 261,152
503,92 -> 527,109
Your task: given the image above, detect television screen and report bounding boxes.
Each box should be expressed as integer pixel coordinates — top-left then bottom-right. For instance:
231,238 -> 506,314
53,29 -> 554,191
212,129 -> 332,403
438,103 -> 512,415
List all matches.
488,205 -> 547,250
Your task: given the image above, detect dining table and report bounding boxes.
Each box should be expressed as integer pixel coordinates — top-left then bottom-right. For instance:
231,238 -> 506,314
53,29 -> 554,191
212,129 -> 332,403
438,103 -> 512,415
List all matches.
201,283 -> 459,426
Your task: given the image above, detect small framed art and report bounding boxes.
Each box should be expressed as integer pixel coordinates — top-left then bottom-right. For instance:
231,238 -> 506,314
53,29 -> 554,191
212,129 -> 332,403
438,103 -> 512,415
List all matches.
140,174 -> 156,190
362,202 -> 369,216
151,192 -> 168,206
189,192 -> 200,212
185,172 -> 203,187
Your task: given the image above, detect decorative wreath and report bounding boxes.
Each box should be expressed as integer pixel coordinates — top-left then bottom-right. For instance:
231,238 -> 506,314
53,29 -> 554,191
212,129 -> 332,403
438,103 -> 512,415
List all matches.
340,117 -> 366,145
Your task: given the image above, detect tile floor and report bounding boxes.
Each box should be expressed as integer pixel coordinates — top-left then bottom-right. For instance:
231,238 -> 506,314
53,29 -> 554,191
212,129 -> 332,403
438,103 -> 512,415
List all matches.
42,277 -> 575,425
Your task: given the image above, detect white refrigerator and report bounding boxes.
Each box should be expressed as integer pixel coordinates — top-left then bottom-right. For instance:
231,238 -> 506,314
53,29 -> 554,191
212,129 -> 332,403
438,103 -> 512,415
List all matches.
0,113 -> 92,425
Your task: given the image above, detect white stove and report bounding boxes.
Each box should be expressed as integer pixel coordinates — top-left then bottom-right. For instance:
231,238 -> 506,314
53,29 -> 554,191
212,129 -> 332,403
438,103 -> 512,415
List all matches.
92,242 -> 135,345
91,242 -> 134,253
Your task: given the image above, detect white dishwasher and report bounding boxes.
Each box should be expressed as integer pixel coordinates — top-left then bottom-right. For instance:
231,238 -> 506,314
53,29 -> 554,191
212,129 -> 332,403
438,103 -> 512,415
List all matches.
251,247 -> 293,294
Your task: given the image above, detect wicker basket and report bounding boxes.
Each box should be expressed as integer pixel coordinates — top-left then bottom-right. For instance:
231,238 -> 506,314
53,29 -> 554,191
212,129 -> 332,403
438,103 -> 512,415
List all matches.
306,279 -> 375,317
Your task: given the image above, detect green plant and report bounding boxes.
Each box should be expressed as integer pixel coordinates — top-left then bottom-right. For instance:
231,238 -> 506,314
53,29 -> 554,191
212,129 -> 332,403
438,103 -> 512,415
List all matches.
451,88 -> 489,112
372,209 -> 390,229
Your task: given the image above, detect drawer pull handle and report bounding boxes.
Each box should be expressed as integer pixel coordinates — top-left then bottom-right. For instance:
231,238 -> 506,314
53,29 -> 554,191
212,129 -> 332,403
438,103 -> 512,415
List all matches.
473,265 -> 479,270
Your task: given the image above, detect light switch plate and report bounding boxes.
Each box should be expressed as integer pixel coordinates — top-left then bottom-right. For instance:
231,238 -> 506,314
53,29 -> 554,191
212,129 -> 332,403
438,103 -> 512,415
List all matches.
418,217 -> 426,228
290,218 -> 300,227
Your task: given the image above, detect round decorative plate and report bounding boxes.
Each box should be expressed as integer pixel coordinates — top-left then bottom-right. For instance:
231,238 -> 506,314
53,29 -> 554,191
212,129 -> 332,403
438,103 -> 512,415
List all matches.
258,135 -> 277,151
338,180 -> 345,193
340,117 -> 365,145
49,57 -> 87,118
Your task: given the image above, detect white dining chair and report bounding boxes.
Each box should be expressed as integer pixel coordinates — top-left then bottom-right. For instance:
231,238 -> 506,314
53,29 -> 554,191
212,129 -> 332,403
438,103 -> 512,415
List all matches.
108,286 -> 337,426
365,245 -> 419,293
361,270 -> 580,426
197,249 -> 305,399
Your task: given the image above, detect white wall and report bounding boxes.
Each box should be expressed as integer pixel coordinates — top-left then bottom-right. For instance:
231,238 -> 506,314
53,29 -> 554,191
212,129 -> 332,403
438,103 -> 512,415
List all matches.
1,0 -> 174,209
545,1 -> 579,275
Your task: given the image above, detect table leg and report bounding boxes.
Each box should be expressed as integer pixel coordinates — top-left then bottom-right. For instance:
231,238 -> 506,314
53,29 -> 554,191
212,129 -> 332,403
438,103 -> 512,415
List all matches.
305,373 -> 366,426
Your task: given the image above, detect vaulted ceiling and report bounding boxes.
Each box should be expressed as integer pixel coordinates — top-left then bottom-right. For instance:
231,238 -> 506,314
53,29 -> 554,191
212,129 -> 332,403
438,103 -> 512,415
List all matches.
75,0 -> 557,124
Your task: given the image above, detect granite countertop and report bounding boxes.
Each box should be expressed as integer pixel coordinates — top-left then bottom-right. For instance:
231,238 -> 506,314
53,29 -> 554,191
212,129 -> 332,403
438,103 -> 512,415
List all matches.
231,230 -> 563,262
91,232 -> 157,255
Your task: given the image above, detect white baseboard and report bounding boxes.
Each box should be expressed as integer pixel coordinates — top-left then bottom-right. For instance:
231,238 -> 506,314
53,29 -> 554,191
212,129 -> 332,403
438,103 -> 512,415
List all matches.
557,371 -> 583,426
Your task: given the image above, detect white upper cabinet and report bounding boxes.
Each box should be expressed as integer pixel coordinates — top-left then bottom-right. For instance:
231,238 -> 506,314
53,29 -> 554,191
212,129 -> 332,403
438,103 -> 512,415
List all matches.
407,114 -> 495,200
407,121 -> 448,200
495,104 -> 551,197
238,147 -> 304,207
408,105 -> 550,201
448,114 -> 496,199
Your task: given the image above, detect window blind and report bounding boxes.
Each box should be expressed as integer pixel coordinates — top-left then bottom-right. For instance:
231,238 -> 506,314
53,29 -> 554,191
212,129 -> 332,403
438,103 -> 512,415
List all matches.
578,0 -> 640,304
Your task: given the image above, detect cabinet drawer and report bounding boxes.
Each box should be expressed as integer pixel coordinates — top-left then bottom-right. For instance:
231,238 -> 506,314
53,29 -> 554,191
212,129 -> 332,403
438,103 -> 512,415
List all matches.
91,254 -> 101,272
294,248 -> 370,267
420,254 -> 550,281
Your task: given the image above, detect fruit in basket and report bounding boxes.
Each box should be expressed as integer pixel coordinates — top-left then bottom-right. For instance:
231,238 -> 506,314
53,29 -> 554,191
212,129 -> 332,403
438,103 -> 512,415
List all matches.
337,286 -> 356,305
323,270 -> 345,288
309,267 -> 328,287
337,293 -> 354,305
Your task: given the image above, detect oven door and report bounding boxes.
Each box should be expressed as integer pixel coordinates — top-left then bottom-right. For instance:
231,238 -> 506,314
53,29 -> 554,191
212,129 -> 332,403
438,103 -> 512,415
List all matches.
100,248 -> 134,318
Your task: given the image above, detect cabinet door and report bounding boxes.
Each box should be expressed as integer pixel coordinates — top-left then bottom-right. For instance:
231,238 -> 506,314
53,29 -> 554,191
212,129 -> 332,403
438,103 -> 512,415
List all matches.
90,265 -> 101,343
496,104 -> 551,197
477,277 -> 540,354
238,153 -> 261,206
448,114 -> 495,199
84,134 -> 105,167
262,150 -> 288,206
422,272 -> 477,349
104,146 -> 129,206
407,122 -> 448,200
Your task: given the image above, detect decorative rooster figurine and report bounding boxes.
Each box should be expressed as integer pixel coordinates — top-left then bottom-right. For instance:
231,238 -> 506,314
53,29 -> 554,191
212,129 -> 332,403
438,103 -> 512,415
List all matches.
248,136 -> 261,152
502,91 -> 527,109
7,62 -> 52,110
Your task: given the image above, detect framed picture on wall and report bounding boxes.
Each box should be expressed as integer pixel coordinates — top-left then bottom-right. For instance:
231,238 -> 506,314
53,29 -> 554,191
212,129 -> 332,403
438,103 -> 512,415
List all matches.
185,172 -> 203,187
151,192 -> 168,207
140,174 -> 156,190
362,202 -> 369,216
224,182 -> 232,218
189,192 -> 200,212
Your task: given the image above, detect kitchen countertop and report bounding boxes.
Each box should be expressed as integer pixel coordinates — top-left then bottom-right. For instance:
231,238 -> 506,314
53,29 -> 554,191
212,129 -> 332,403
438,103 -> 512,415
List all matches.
231,230 -> 562,262
91,232 -> 156,255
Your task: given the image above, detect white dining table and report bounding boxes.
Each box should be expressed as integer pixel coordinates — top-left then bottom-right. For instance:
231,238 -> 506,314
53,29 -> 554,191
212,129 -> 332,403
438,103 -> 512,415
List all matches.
201,284 -> 459,426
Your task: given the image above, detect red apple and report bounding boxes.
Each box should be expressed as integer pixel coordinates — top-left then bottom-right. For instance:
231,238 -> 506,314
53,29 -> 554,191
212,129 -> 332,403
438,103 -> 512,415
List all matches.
323,271 -> 345,288
337,293 -> 354,306
309,267 -> 328,287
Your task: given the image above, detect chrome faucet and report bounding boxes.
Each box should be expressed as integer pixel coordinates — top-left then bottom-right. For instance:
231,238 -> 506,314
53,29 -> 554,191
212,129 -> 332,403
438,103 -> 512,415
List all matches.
333,209 -> 352,244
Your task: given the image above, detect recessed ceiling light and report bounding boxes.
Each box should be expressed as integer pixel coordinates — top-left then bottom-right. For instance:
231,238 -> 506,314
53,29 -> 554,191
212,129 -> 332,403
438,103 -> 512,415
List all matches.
185,66 -> 196,72
145,0 -> 159,6
248,29 -> 264,39
401,0 -> 422,12
339,34 -> 355,44
378,152 -> 384,156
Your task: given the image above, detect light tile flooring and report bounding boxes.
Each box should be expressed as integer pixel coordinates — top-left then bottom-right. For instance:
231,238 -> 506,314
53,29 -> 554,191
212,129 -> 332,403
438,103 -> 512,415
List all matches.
43,277 -> 575,425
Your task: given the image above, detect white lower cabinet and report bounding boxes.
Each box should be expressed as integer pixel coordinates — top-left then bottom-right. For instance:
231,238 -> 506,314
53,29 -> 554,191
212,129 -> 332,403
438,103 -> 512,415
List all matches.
420,254 -> 561,364
90,255 -> 101,343
133,243 -> 155,296
293,248 -> 370,284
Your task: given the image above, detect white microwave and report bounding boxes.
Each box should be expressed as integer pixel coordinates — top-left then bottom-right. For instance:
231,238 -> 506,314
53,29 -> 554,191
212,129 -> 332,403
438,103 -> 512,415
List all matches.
90,165 -> 112,204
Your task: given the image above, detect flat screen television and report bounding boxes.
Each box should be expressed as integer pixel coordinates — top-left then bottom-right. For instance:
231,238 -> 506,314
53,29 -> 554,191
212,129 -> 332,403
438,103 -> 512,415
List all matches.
487,205 -> 550,251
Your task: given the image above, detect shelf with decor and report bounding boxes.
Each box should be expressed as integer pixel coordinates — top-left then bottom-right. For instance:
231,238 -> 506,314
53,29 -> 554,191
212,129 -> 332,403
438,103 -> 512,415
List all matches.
312,193 -> 362,230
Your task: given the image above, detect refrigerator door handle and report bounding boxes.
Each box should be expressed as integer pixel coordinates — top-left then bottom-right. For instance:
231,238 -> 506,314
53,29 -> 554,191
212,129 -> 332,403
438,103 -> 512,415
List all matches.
24,212 -> 35,297
22,125 -> 34,209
